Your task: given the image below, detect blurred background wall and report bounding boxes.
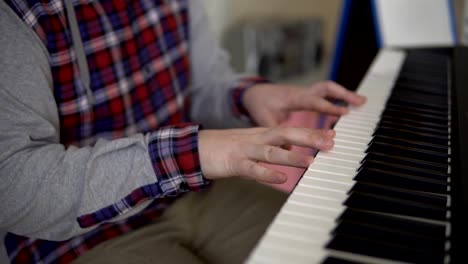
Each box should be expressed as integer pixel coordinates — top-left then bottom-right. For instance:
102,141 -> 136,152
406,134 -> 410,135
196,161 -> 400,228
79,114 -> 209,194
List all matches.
202,0 -> 340,58
201,0 -> 467,84
201,0 -> 341,84
229,0 -> 340,60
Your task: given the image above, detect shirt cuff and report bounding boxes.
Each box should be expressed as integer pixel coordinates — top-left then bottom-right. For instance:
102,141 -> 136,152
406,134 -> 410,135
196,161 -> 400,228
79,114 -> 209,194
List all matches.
230,76 -> 270,120
76,124 -> 210,228
147,123 -> 210,194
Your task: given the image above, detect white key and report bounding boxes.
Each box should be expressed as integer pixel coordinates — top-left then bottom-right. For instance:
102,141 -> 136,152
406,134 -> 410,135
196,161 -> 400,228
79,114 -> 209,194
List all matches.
333,142 -> 367,152
313,158 -> 358,172
333,138 -> 368,149
347,110 -> 382,119
327,145 -> 367,158
334,133 -> 371,145
281,202 -> 340,220
293,176 -> 350,193
316,151 -> 364,163
308,163 -> 358,177
293,184 -> 347,201
246,50 -> 407,264
250,240 -> 326,263
275,210 -> 336,230
339,118 -> 379,129
343,112 -> 381,121
314,156 -> 359,169
334,123 -> 375,136
334,127 -> 374,138
304,171 -> 354,186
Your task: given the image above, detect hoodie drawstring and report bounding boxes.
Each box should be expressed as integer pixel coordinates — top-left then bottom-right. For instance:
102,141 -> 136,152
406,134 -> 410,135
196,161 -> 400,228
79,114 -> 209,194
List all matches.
64,0 -> 94,105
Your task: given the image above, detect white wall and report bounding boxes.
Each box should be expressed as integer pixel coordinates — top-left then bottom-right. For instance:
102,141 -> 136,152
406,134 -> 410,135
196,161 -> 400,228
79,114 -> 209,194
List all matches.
201,0 -> 231,38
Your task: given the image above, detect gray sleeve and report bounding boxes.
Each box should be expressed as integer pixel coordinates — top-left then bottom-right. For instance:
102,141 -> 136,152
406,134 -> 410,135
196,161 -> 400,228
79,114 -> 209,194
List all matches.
0,3 -> 160,241
188,0 -> 252,129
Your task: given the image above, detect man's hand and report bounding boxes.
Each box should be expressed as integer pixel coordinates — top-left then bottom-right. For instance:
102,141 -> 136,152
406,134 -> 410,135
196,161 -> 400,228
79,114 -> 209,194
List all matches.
243,81 -> 367,127
198,127 -> 335,183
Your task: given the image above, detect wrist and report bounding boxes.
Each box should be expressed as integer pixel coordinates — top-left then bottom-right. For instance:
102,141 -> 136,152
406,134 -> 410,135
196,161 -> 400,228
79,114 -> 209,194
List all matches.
242,83 -> 270,116
230,77 -> 270,119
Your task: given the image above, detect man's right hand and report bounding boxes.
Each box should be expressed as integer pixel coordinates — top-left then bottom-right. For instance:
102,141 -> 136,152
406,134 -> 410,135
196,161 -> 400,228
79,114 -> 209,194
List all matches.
198,127 -> 335,183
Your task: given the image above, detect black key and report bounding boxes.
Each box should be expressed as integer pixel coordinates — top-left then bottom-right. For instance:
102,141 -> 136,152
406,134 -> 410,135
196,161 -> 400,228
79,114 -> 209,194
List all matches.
398,68 -> 448,82
385,103 -> 448,118
332,220 -> 446,253
390,92 -> 447,107
381,110 -> 447,126
374,125 -> 448,142
326,233 -> 445,263
350,182 -> 447,208
345,191 -> 448,220
380,115 -> 448,130
393,82 -> 447,97
322,257 -> 360,264
354,167 -> 448,194
377,119 -> 448,136
404,52 -> 448,66
362,152 -> 448,173
396,73 -> 448,86
359,159 -> 448,180
390,91 -> 448,108
385,97 -> 448,112
338,209 -> 447,239
398,74 -> 448,86
386,94 -> 448,111
393,82 -> 447,95
366,141 -> 449,164
371,135 -> 448,154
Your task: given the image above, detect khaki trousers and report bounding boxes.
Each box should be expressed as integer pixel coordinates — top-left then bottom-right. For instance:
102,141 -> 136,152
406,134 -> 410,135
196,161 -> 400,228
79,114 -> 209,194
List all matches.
73,178 -> 287,264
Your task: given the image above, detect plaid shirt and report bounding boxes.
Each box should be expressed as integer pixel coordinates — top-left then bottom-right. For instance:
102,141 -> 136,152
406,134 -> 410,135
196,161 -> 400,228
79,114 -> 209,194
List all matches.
3,0 -> 265,263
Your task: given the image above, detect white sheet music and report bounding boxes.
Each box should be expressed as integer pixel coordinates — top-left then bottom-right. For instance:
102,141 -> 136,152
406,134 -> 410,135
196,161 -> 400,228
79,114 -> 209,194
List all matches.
375,0 -> 455,47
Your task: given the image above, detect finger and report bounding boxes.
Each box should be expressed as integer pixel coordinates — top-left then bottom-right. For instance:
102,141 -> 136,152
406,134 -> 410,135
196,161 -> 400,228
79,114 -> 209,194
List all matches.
313,98 -> 349,116
237,159 -> 287,183
245,144 -> 313,168
288,91 -> 349,115
320,81 -> 367,106
262,127 -> 335,151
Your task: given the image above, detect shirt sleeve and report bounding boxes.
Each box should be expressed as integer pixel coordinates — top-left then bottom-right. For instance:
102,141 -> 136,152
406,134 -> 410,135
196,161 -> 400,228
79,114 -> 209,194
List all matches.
0,2 -> 209,241
188,0 -> 269,128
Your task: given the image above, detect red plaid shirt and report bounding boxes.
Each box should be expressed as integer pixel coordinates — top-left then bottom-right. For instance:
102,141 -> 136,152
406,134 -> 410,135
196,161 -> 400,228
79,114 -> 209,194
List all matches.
3,0 -> 265,263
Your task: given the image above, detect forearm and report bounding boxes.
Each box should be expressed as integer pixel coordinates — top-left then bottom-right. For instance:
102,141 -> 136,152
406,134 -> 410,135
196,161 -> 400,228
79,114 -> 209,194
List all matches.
0,107 -> 208,241
1,133 -> 154,239
1,101 -> 209,242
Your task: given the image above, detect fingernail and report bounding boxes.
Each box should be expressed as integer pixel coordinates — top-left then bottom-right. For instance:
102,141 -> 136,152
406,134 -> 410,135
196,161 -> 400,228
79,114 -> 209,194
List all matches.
360,95 -> 367,103
324,139 -> 334,148
275,173 -> 287,183
325,130 -> 336,137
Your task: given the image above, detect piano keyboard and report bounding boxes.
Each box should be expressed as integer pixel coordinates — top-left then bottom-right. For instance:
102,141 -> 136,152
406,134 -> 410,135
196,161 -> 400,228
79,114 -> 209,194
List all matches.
247,49 -> 452,264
